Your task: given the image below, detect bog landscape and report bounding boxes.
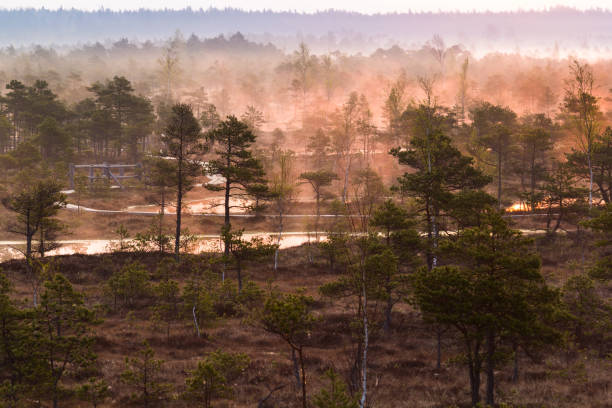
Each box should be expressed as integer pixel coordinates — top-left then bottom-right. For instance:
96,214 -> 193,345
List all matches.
0,5 -> 610,408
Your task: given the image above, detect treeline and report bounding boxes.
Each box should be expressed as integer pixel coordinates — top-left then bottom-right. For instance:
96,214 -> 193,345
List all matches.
1,7 -> 612,51
0,76 -> 154,161
1,57 -> 611,234
3,30 -> 611,130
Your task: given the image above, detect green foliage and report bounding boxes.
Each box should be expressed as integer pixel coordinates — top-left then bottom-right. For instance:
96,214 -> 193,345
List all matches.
412,209 -> 560,405
87,76 -> 155,161
151,279 -> 180,341
222,227 -> 277,292
514,114 -> 557,211
0,272 -> 36,406
312,368 -> 358,408
37,116 -> 72,161
143,156 -> 178,194
7,142 -> 41,169
76,377 -> 111,408
392,103 -> 490,268
542,161 -> 588,234
179,228 -> 199,253
2,79 -> 68,158
561,274 -> 612,354
182,273 -> 218,335
161,102 -> 203,260
305,129 -> 331,168
260,291 -> 316,347
121,341 -> 171,407
32,273 -> 99,407
447,190 -> 498,230
370,200 -> 422,269
583,203 -> 612,281
369,200 -> 412,240
318,233 -> 350,273
216,278 -> 264,317
133,217 -> 173,253
0,113 -> 12,154
259,290 -> 315,408
206,115 -> 268,206
2,177 -> 66,260
153,257 -> 177,281
200,103 -> 220,130
183,350 -> 250,408
114,224 -> 131,251
105,262 -> 151,310
299,170 -> 338,212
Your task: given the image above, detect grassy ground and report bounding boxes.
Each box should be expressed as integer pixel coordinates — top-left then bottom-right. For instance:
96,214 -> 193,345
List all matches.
0,235 -> 610,408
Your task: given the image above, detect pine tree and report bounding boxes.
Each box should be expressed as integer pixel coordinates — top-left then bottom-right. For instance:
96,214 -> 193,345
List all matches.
222,228 -> 277,293
121,341 -> 171,408
259,291 -> 316,408
312,368 -> 358,408
206,115 -> 268,260
561,274 -> 612,355
392,103 -> 490,269
151,279 -> 180,342
469,101 -> 517,208
76,378 -> 111,408
300,170 -> 338,241
0,272 -> 35,406
33,274 -> 98,408
584,203 -> 612,281
183,350 -> 250,408
2,177 -> 66,266
412,209 -> 560,406
161,103 -> 203,261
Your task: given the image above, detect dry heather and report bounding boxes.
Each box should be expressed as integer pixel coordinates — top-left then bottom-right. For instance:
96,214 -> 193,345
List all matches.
1,239 -> 610,408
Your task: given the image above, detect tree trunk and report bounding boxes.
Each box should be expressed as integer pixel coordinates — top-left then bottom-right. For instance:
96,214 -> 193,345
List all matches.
342,155 -> 351,204
291,348 -> 302,388
159,190 -> 166,253
425,198 -> 434,271
174,155 -> 183,261
467,338 -> 481,407
223,153 -> 232,281
383,295 -> 392,335
360,268 -> 368,408
192,304 -> 201,338
530,147 -> 536,212
26,211 -> 32,261
512,343 -> 519,383
274,207 -> 283,272
315,192 -> 320,242
236,260 -> 242,293
39,225 -> 45,258
436,329 -> 442,371
587,147 -> 593,208
485,331 -> 496,407
298,347 -> 307,408
498,148 -> 503,209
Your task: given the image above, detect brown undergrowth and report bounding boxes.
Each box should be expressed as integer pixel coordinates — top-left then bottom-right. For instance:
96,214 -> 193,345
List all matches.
0,239 -> 610,408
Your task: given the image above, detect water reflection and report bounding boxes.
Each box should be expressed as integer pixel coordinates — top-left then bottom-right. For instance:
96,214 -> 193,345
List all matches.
0,232 -> 326,262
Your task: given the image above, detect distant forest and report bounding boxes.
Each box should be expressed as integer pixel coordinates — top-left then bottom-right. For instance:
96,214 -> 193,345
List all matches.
1,7 -> 612,54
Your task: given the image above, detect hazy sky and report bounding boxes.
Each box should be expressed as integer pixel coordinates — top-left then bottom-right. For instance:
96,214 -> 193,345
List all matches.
1,0 -> 612,13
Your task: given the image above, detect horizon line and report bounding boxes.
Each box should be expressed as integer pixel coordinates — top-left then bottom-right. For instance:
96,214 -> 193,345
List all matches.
0,5 -> 611,15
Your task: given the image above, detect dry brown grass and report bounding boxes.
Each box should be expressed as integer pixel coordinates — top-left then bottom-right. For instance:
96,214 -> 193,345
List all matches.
0,239 -> 610,408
